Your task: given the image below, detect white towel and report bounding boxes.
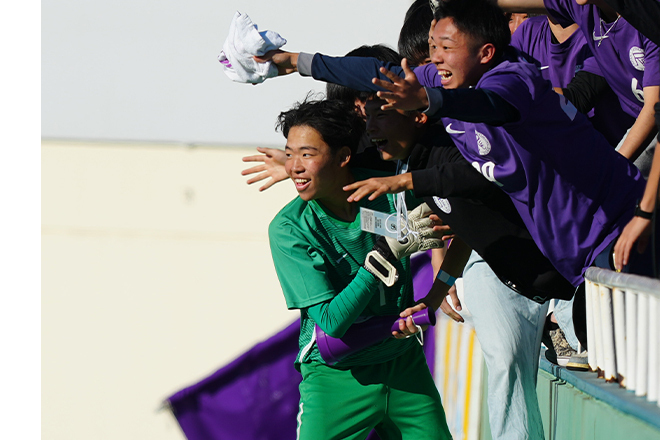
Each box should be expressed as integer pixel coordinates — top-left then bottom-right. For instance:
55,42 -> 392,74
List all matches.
218,11 -> 287,84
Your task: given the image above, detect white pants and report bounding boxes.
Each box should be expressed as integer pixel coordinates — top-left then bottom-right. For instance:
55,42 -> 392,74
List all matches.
463,251 -> 549,440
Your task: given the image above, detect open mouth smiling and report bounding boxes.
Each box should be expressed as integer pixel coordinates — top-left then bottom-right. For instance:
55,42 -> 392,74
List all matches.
371,138 -> 388,151
293,178 -> 310,189
438,70 -> 452,80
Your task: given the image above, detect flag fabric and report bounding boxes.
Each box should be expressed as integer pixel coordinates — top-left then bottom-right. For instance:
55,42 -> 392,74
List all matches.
167,251 -> 437,440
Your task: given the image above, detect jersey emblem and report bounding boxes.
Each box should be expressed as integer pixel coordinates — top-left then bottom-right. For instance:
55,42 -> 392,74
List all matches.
445,123 -> 465,134
475,130 -> 491,155
433,197 -> 452,214
629,46 -> 645,71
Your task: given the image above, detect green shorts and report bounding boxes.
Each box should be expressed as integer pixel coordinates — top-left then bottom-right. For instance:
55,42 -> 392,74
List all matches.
296,343 -> 451,440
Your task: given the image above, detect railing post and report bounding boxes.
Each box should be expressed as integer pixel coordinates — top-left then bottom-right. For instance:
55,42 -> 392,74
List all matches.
636,292 -> 649,397
599,285 -> 617,381
626,290 -> 638,392
648,295 -> 659,402
593,283 -> 605,376
586,281 -> 598,372
612,287 -> 626,384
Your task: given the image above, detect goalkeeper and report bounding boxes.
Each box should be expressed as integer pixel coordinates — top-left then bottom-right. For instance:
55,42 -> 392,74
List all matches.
268,97 -> 451,440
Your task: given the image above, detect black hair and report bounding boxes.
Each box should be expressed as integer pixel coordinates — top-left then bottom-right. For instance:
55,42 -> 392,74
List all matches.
325,44 -> 402,104
398,0 -> 434,66
276,97 -> 365,155
433,0 -> 510,61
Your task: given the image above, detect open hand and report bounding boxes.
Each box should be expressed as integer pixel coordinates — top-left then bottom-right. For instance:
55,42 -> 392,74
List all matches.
372,58 -> 429,111
614,216 -> 652,270
343,174 -> 413,202
439,285 -> 463,323
241,147 -> 288,191
429,214 -> 454,240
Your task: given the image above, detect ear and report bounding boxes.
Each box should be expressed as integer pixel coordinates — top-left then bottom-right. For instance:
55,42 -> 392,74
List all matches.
413,111 -> 428,128
477,43 -> 497,65
338,146 -> 352,168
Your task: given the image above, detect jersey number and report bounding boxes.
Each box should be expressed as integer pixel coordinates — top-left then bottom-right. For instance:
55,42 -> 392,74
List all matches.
632,78 -> 645,103
472,161 -> 503,187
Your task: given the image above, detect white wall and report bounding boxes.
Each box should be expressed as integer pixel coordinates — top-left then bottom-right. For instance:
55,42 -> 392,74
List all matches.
42,0 -> 411,146
42,140 -> 299,439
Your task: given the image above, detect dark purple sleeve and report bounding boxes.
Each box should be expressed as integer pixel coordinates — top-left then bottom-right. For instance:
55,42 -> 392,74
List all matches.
310,54 -> 443,91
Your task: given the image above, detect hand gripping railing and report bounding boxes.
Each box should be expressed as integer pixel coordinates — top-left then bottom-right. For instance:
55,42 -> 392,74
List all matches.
584,267 -> 660,406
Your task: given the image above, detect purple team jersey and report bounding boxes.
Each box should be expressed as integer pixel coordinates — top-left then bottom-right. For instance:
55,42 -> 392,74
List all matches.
543,0 -> 660,118
511,16 -> 590,87
417,52 -> 645,285
511,16 -> 633,145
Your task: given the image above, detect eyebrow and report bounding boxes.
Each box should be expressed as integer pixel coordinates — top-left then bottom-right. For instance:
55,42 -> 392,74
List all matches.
431,34 -> 456,43
284,145 -> 319,151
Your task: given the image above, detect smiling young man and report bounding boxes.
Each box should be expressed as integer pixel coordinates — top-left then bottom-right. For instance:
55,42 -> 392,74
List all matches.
268,98 -> 450,440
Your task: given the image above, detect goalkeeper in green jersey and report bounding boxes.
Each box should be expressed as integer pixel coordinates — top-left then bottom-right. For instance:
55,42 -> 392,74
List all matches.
268,98 -> 451,440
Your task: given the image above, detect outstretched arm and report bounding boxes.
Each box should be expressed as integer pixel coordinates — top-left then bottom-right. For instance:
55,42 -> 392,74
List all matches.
495,0 -> 548,14
616,86 -> 660,162
344,148 -> 500,202
344,173 -> 414,202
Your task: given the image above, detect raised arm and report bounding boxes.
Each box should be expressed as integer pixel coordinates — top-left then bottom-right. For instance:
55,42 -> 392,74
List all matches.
616,85 -> 660,163
495,0 -> 548,14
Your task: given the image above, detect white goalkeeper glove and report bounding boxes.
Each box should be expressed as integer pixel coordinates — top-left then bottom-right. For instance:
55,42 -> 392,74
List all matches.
364,203 -> 444,286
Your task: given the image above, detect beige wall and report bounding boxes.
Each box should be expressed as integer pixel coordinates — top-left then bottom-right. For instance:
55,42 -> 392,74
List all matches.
42,140 -> 298,440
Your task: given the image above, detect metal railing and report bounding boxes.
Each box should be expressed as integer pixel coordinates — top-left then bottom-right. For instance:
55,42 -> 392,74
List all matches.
584,267 -> 660,405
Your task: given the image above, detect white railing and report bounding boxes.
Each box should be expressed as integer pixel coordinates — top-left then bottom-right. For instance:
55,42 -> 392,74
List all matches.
584,267 -> 660,406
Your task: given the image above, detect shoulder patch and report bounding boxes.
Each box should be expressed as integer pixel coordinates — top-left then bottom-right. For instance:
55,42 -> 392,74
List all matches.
629,46 -> 645,71
433,197 -> 452,214
475,130 -> 492,155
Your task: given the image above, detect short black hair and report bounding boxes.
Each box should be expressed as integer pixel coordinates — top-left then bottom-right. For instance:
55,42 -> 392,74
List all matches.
276,98 -> 365,155
398,0 -> 434,66
433,0 -> 510,60
326,44 -> 402,104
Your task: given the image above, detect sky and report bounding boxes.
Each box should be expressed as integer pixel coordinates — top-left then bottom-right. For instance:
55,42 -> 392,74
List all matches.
42,0 -> 411,147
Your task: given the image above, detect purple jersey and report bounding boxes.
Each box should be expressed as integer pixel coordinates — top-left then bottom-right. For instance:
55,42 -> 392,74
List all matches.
511,16 -> 633,145
511,16 -> 590,88
543,0 -> 660,117
419,51 -> 645,285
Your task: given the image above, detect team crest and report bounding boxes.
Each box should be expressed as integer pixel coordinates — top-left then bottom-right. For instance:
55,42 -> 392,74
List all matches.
433,197 -> 451,214
475,130 -> 491,155
629,46 -> 645,71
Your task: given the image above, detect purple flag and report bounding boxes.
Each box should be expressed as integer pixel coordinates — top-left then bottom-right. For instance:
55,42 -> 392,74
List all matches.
167,251 -> 437,440
167,321 -> 301,440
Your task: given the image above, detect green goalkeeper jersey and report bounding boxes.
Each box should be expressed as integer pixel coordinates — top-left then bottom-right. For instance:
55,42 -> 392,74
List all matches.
269,168 -> 420,368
